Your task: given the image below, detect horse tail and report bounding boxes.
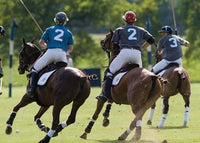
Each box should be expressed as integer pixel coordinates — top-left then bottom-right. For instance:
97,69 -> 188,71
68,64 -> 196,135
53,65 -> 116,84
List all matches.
86,74 -> 98,80
177,69 -> 186,89
150,76 -> 157,93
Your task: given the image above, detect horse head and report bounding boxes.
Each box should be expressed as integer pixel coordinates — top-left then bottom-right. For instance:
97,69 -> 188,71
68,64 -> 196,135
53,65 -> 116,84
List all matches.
100,29 -> 118,62
18,38 -> 41,74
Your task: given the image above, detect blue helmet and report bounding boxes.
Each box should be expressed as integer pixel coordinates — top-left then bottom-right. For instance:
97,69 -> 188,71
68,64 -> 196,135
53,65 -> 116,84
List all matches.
0,26 -> 5,36
54,12 -> 69,25
159,26 -> 173,34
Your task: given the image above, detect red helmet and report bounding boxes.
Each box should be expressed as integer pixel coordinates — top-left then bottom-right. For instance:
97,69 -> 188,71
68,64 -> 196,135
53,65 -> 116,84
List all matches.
122,11 -> 136,23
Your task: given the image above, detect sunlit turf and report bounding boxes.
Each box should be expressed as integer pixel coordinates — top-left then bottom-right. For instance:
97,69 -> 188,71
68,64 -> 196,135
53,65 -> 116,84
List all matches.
0,84 -> 199,143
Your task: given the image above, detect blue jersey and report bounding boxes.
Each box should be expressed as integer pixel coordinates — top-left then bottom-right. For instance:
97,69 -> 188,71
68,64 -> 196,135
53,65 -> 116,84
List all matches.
41,25 -> 73,51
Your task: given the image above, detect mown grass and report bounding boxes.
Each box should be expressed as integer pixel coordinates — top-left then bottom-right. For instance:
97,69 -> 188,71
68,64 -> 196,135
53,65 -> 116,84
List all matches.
0,83 -> 199,143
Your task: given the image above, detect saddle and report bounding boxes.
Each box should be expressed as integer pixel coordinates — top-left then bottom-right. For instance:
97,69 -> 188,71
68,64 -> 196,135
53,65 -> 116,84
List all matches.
27,62 -> 67,85
156,63 -> 179,76
112,63 -> 139,86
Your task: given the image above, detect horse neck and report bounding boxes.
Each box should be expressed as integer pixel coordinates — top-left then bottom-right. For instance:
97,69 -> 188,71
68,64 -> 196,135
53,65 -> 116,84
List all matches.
109,52 -> 117,63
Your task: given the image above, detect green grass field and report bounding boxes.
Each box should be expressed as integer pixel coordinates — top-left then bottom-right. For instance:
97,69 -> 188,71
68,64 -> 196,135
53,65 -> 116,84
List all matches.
0,84 -> 199,143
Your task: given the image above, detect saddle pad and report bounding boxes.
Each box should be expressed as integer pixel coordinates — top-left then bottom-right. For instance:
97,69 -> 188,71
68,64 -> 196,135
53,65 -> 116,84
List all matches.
158,70 -> 166,76
38,70 -> 56,86
112,72 -> 127,86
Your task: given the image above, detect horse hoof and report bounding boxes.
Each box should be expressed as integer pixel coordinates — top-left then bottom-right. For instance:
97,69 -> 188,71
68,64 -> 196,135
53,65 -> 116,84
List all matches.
103,118 -> 110,127
183,121 -> 187,127
162,139 -> 168,143
118,131 -> 129,140
5,125 -> 12,135
41,126 -> 50,133
38,135 -> 50,143
52,132 -> 58,137
147,120 -> 152,125
130,136 -> 141,142
80,132 -> 87,139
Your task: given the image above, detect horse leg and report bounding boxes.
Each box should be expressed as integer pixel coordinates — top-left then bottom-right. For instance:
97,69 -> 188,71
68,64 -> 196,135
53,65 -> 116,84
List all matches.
102,100 -> 113,127
55,98 -> 88,135
182,94 -> 190,127
39,102 -> 64,143
80,99 -> 105,139
147,103 -> 156,125
157,97 -> 169,128
118,105 -> 145,141
34,106 -> 50,133
6,95 -> 34,135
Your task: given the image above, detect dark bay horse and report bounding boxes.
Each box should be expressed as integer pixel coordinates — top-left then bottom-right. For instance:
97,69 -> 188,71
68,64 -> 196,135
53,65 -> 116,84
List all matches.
5,38 -> 96,143
147,51 -> 191,128
80,29 -> 162,142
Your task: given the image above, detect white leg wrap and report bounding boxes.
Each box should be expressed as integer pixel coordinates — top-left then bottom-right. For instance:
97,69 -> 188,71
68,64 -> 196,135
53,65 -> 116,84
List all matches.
136,120 -> 142,127
35,118 -> 40,123
184,106 -> 189,126
90,118 -> 96,122
148,108 -> 155,121
61,122 -> 67,128
47,129 -> 55,137
126,128 -> 132,134
158,114 -> 167,128
12,111 -> 17,114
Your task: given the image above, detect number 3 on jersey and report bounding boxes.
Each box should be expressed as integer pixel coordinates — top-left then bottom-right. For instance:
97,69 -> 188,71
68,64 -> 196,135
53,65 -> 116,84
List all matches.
128,28 -> 137,40
169,38 -> 178,48
54,29 -> 64,42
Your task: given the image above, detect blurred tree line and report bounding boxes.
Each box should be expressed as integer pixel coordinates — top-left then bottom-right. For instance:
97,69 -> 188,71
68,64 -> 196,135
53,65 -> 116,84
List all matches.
0,0 -> 199,71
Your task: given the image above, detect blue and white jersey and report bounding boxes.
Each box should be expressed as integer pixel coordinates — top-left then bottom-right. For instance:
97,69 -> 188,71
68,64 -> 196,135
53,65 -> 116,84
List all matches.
41,25 -> 73,51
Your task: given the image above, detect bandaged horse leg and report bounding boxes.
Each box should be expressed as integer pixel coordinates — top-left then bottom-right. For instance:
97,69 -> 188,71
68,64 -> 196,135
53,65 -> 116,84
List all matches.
80,99 -> 105,139
182,94 -> 190,127
39,101 -> 64,143
147,103 -> 156,125
6,95 -> 34,135
158,97 -> 169,128
55,99 -> 89,136
35,106 -> 50,133
102,100 -> 113,127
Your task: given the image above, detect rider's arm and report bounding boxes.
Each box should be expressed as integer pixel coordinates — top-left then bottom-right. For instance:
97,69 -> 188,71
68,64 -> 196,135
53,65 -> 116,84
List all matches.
141,42 -> 150,50
67,45 -> 73,54
39,39 -> 47,49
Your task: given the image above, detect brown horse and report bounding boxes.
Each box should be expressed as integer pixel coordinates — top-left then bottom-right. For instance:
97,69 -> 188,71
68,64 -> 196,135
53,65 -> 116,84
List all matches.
80,29 -> 162,142
5,38 -> 96,143
147,51 -> 191,128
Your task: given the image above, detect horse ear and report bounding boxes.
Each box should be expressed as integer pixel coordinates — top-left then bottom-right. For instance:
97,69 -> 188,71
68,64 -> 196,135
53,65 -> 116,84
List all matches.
109,28 -> 113,34
31,38 -> 35,43
22,38 -> 26,45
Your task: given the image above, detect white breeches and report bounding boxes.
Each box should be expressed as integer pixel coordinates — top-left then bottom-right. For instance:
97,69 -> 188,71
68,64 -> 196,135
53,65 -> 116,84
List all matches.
33,48 -> 67,72
108,48 -> 142,75
152,58 -> 182,74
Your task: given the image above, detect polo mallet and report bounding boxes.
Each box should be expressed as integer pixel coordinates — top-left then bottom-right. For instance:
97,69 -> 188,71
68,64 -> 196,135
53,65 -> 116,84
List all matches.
18,0 -> 43,34
170,0 -> 178,35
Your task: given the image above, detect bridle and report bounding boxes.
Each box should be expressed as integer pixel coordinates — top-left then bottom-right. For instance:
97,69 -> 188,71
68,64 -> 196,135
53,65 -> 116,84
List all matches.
19,44 -> 42,72
101,33 -> 113,53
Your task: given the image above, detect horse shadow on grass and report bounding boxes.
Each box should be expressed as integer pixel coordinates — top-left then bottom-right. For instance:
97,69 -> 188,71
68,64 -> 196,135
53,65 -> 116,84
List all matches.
149,125 -> 188,130
93,139 -> 157,143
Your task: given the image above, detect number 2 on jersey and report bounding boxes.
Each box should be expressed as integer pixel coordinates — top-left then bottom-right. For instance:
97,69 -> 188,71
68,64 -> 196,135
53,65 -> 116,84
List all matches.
128,28 -> 137,40
169,38 -> 178,48
54,29 -> 64,42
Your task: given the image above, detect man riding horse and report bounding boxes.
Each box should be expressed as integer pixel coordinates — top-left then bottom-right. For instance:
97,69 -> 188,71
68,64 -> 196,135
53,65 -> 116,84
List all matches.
96,11 -> 155,102
27,12 -> 74,97
152,25 -> 190,75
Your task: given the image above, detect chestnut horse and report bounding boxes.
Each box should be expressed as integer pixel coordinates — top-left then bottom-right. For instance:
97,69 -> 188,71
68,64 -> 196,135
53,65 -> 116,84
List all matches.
80,30 -> 162,142
5,39 -> 96,143
147,51 -> 191,128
